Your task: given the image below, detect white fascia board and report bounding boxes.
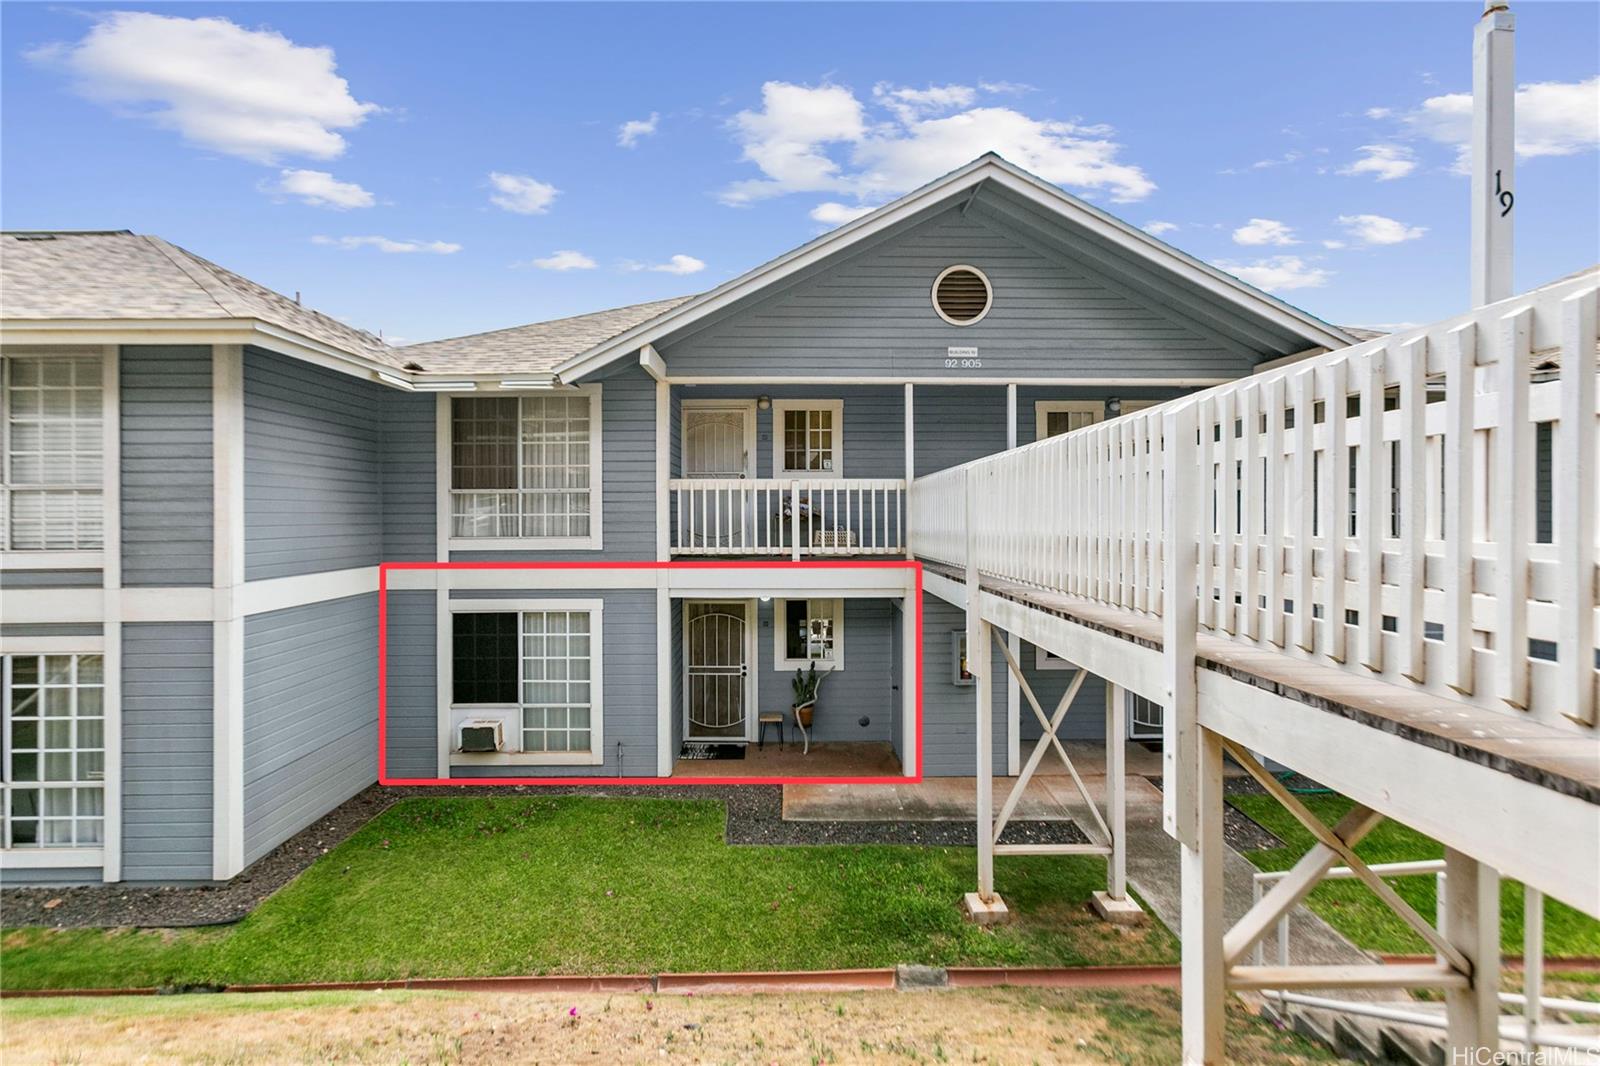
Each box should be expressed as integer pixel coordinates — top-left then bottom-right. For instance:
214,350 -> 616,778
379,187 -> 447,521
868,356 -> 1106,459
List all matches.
0,317 -> 415,389
0,587 -> 104,624
555,155 -> 1353,381
972,163 -> 1355,351
667,567 -> 914,598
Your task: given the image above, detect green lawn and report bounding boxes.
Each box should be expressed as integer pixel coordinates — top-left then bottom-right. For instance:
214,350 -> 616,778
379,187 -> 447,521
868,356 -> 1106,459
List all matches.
2,795 -> 1177,991
1228,791 -> 1600,958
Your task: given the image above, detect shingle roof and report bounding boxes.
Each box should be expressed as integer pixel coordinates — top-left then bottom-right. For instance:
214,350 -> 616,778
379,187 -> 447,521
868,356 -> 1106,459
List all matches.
1,230 -> 403,367
397,296 -> 696,376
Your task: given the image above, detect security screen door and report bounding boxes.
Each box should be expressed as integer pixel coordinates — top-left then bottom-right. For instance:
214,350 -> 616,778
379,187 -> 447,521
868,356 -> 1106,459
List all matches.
684,601 -> 750,741
683,405 -> 753,547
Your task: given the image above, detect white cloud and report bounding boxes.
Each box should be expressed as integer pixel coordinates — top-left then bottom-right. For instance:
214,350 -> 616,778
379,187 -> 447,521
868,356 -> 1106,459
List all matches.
977,80 -> 1034,96
1232,218 -> 1298,247
623,254 -> 706,275
267,168 -> 374,209
618,112 -> 659,148
488,172 -> 559,214
1337,213 -> 1426,246
1338,143 -> 1416,181
311,235 -> 460,255
27,12 -> 376,164
1211,256 -> 1330,293
1220,151 -> 1302,175
872,82 -> 978,123
525,249 -> 597,271
1397,76 -> 1600,170
1322,239 -> 1347,250
720,80 -> 1154,207
1142,220 -> 1179,236
1365,107 -> 1393,120
810,201 -> 877,226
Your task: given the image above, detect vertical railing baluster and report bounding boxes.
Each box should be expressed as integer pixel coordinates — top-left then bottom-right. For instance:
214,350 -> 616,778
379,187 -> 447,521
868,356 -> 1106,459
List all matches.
1294,368 -> 1316,652
1495,307 -> 1533,710
1264,376 -> 1285,648
1325,358 -> 1349,664
1398,336 -> 1428,682
1240,383 -> 1259,641
1558,287 -> 1597,725
1445,322 -> 1478,694
1359,345 -> 1387,673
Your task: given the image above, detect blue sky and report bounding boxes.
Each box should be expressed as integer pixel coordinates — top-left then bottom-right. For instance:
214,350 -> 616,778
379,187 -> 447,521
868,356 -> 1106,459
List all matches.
3,2 -> 1596,345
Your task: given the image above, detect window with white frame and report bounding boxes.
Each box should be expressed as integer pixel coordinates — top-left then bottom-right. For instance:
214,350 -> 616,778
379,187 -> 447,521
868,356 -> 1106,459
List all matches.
951,630 -> 974,686
772,400 -> 843,477
2,653 -> 105,848
774,598 -> 844,670
450,607 -> 600,761
1035,399 -> 1103,442
1,354 -> 104,551
449,391 -> 599,544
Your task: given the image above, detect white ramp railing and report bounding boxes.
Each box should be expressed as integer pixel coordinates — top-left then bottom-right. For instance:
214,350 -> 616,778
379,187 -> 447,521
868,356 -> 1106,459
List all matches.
909,270 -> 1600,735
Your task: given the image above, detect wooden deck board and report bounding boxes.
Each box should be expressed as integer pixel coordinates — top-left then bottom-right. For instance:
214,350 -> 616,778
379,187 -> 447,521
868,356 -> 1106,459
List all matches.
923,561 -> 1600,804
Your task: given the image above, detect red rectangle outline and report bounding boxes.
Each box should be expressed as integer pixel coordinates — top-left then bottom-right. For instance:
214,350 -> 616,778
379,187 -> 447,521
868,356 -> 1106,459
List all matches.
377,560 -> 924,786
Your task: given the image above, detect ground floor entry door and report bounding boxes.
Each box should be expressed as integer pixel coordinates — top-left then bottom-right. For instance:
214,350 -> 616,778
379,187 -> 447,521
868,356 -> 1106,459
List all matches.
684,600 -> 753,741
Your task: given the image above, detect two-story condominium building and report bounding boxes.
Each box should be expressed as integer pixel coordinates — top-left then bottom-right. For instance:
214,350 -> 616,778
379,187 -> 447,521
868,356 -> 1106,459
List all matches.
0,154 -> 1356,886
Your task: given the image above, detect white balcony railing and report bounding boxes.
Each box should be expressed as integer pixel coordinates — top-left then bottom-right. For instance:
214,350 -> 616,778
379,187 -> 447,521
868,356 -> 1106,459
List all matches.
670,477 -> 905,558
909,270 -> 1600,735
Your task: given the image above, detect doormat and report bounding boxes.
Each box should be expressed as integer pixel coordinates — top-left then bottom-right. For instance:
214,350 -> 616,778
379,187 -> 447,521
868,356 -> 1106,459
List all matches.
679,743 -> 746,761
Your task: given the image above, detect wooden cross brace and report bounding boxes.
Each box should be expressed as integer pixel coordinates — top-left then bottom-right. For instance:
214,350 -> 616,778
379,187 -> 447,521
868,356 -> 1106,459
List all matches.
1220,740 -> 1472,978
992,630 -> 1114,850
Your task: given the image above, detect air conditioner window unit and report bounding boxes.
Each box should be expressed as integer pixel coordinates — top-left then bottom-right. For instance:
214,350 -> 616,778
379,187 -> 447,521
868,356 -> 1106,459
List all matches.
458,718 -> 505,753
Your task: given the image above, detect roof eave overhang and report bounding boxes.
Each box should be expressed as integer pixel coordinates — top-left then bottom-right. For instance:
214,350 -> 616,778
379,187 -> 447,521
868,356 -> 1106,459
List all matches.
0,316 -> 417,388
554,156 -> 1356,382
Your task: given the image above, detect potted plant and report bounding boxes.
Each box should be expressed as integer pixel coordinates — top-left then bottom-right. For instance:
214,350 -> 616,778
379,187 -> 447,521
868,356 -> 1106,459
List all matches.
791,662 -> 829,729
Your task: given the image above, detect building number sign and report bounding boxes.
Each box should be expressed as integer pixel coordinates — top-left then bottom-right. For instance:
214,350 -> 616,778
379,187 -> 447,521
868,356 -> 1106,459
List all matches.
944,346 -> 982,369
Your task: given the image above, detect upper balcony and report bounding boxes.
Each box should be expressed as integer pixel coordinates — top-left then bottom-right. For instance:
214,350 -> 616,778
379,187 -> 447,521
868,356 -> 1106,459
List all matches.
669,477 -> 906,557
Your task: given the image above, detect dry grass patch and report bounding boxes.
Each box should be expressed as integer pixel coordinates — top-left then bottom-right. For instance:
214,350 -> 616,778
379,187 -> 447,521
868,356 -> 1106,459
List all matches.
2,986 -> 1341,1064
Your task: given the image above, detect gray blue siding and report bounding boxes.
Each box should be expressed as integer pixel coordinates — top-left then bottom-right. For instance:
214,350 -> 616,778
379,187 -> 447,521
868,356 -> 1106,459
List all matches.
659,208 -> 1250,379
242,594 -> 379,864
919,595 -> 1006,776
121,345 -> 213,586
121,622 -> 213,882
1018,644 -> 1111,743
381,391 -> 437,561
753,598 -> 895,744
381,590 -> 438,779
244,347 -> 383,580
1,867 -> 104,887
0,570 -> 103,589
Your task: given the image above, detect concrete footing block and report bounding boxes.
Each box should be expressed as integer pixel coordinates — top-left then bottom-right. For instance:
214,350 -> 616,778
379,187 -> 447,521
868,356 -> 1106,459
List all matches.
894,964 -> 949,991
1090,891 -> 1147,925
962,892 -> 1010,926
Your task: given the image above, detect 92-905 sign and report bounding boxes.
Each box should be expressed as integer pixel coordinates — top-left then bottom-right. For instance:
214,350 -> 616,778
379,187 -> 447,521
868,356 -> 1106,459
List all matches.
944,346 -> 982,369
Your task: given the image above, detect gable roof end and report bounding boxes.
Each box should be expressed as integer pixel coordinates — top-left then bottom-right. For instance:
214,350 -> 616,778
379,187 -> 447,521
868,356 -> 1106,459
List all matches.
554,153 -> 1356,382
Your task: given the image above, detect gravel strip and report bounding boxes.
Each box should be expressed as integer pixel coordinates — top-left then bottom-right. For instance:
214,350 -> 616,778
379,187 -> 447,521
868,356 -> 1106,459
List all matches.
1145,775 -> 1287,852
2,784 -> 1087,929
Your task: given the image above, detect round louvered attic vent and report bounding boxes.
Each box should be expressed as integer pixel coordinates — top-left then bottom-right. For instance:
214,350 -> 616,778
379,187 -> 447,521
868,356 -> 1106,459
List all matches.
931,265 -> 992,326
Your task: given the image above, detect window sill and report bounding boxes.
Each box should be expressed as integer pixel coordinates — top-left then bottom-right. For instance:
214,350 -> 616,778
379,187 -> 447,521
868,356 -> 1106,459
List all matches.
0,550 -> 104,571
448,537 -> 603,553
450,751 -> 603,767
0,847 -> 104,870
774,658 -> 843,674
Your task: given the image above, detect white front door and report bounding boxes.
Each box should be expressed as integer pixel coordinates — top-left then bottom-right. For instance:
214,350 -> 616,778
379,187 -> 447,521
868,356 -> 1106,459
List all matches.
684,600 -> 753,741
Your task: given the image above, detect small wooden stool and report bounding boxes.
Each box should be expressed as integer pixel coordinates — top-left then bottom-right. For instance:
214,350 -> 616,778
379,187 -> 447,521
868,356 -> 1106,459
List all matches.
757,712 -> 785,749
